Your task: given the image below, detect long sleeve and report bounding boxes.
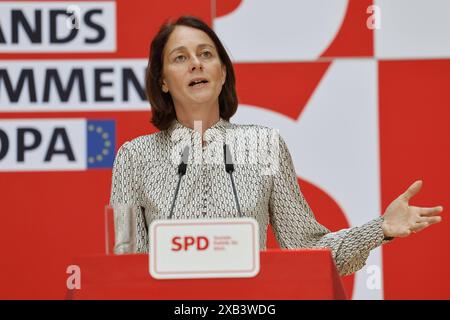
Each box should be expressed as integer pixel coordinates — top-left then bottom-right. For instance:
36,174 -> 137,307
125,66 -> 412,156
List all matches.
269,136 -> 385,276
109,142 -> 148,254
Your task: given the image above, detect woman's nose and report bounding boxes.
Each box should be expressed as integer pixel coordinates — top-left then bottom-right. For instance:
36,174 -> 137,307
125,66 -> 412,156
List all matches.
190,56 -> 203,71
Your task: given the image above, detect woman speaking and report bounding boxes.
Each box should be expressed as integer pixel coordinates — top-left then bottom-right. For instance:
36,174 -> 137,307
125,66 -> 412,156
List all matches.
110,16 -> 443,275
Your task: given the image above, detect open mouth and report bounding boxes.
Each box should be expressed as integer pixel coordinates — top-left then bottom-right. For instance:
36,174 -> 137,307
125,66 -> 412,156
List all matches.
189,79 -> 209,87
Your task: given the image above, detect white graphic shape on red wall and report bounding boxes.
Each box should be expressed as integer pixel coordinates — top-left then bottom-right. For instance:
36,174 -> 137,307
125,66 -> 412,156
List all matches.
214,0 -> 348,62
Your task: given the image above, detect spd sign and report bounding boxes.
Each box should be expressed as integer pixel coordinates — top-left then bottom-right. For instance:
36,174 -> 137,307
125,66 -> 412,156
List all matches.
149,218 -> 260,279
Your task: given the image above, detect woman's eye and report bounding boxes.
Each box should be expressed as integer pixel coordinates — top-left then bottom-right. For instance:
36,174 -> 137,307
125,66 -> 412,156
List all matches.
174,55 -> 186,62
201,51 -> 212,58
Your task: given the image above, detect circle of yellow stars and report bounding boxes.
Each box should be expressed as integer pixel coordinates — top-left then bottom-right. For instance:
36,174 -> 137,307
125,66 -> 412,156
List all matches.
87,124 -> 112,164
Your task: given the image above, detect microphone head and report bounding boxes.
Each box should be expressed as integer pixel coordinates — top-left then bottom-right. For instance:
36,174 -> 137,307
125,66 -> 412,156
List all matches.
178,163 -> 187,175
223,144 -> 234,173
178,145 -> 189,175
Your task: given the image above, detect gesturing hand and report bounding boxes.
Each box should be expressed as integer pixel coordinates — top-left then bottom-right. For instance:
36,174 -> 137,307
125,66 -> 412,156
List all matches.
382,180 -> 444,238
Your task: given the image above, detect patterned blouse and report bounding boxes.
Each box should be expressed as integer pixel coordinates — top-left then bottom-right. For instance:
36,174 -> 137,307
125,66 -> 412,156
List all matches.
110,117 -> 388,275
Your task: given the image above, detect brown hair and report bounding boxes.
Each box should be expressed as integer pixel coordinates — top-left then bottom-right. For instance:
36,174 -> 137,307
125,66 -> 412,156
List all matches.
145,16 -> 238,131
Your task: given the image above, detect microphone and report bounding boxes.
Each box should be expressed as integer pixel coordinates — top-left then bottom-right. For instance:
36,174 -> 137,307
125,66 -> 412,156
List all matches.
169,145 -> 190,219
223,144 -> 242,217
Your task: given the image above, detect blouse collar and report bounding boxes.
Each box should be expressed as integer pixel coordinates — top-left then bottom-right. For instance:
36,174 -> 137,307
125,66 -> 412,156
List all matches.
166,117 -> 231,145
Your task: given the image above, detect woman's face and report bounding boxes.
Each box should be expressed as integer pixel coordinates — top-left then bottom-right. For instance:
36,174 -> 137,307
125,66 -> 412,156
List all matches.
161,26 -> 226,109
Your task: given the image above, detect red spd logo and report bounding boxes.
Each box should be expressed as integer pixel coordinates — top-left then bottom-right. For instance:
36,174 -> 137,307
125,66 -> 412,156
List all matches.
171,236 -> 209,251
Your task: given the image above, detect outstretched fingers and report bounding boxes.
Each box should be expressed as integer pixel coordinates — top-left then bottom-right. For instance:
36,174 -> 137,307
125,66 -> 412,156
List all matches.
417,215 -> 442,224
401,180 -> 423,201
412,222 -> 430,233
419,206 -> 444,217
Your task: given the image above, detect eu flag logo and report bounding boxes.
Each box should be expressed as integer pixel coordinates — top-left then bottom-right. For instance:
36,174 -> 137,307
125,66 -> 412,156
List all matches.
87,120 -> 115,169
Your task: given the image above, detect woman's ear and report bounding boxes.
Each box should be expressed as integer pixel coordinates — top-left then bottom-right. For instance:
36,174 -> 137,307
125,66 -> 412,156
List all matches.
221,64 -> 226,86
161,79 -> 169,93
